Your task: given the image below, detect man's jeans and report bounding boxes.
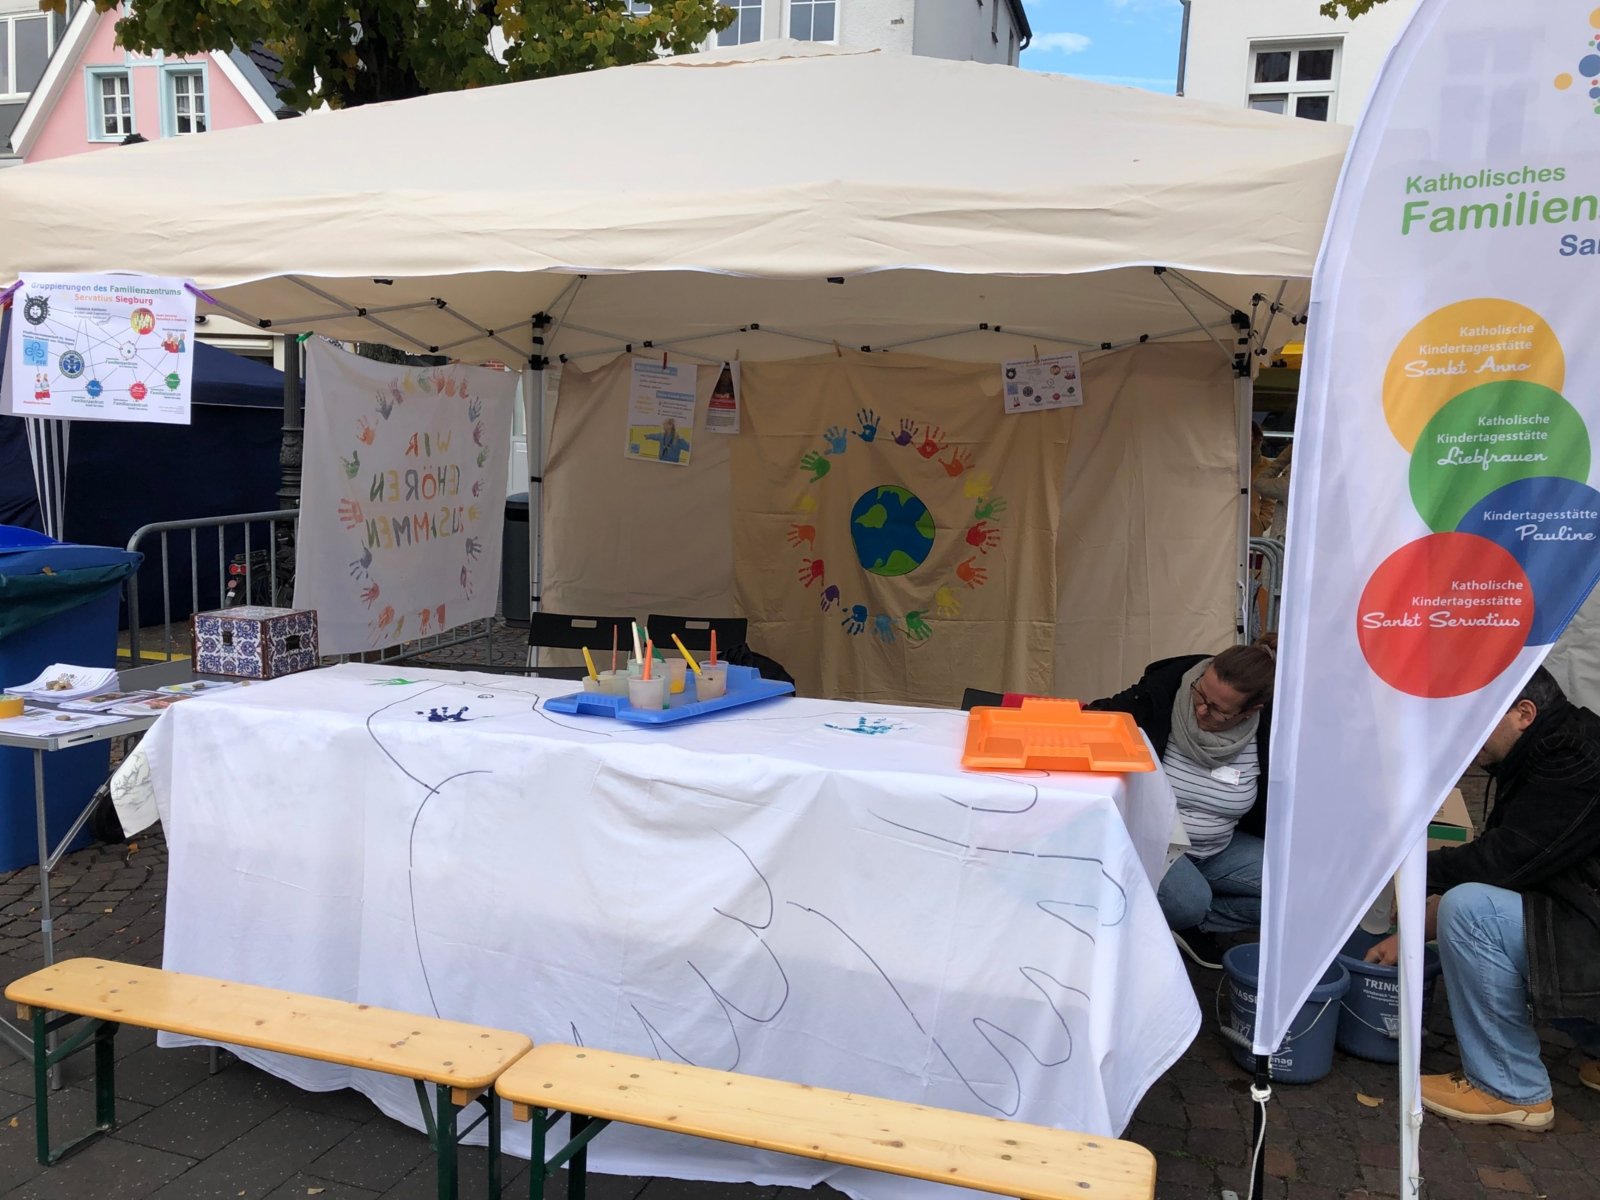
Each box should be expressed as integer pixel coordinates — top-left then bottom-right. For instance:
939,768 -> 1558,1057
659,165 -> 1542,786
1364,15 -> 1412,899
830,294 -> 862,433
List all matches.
1157,832 -> 1264,932
1438,882 -> 1600,1105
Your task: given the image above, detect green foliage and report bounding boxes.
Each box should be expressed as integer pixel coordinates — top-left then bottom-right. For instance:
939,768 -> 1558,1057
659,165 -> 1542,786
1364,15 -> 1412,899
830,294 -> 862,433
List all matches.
1317,0 -> 1390,17
44,0 -> 734,109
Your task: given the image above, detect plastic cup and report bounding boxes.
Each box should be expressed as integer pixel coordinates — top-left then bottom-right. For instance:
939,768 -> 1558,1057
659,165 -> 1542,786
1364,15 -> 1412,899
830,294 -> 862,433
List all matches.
581,675 -> 602,693
666,658 -> 688,695
597,670 -> 630,696
628,675 -> 670,710
627,657 -> 644,679
696,665 -> 728,701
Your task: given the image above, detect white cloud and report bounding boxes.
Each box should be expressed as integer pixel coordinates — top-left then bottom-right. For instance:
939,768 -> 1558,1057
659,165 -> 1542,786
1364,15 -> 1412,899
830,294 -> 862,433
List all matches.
1031,32 -> 1092,54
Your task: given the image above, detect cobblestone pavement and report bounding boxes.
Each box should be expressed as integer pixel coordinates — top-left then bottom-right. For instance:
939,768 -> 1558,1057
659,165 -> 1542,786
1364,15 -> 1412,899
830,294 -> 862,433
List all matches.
0,624 -> 1594,1198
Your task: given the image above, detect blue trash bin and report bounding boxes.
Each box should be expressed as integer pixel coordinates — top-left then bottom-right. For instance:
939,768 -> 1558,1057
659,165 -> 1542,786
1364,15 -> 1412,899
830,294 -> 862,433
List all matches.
0,526 -> 142,871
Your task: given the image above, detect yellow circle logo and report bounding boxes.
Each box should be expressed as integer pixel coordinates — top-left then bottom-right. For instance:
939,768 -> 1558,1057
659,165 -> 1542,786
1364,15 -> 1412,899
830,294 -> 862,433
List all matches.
1382,299 -> 1564,450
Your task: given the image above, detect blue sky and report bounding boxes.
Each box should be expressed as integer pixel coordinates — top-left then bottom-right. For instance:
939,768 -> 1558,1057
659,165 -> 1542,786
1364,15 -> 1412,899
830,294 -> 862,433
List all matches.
1019,0 -> 1184,92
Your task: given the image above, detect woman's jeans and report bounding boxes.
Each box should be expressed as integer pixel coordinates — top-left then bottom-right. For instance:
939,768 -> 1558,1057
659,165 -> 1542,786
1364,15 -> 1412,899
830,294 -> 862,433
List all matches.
1157,832 -> 1264,932
1438,882 -> 1600,1105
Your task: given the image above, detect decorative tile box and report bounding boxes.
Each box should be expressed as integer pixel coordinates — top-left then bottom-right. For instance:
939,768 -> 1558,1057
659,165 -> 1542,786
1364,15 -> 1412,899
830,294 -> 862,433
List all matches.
191,607 -> 320,679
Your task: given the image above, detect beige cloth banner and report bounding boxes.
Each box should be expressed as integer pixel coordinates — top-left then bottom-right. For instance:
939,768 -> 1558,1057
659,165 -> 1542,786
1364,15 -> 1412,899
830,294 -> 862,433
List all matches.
543,355 -> 734,623
1052,344 -> 1239,700
731,352 -> 1069,706
543,345 -> 1236,703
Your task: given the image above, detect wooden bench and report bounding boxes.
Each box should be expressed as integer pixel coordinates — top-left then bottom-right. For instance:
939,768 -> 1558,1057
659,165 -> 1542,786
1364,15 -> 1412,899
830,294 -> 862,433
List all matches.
6,958 -> 532,1200
496,1043 -> 1157,1200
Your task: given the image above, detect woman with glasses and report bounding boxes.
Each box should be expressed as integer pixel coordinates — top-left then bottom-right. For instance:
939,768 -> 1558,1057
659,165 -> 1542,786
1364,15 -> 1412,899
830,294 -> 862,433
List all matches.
1088,636 -> 1277,969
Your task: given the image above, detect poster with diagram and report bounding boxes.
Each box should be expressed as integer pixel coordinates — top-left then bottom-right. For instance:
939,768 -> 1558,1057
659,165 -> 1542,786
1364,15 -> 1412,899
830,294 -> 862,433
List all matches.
2,272 -> 195,424
1001,352 -> 1083,414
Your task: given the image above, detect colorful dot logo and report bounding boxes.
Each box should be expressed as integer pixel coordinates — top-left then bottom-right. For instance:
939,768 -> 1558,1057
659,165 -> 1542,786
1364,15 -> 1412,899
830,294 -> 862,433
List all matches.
129,308 -> 156,335
165,372 -> 181,391
1552,9 -> 1600,113
1360,299 -> 1600,696
129,381 -> 147,401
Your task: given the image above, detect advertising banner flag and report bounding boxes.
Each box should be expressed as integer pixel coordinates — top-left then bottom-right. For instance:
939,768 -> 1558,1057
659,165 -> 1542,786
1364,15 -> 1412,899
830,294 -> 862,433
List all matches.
1257,0 -> 1600,1057
1,273 -> 194,424
295,340 -> 517,654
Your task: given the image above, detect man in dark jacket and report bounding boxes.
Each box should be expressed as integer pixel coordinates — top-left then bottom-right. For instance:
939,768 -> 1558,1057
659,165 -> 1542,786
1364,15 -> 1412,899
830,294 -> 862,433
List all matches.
1368,667 -> 1600,1130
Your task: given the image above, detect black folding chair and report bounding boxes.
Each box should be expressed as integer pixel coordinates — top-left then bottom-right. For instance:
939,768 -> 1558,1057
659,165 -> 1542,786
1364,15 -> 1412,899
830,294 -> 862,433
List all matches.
526,612 -> 635,677
644,615 -> 748,655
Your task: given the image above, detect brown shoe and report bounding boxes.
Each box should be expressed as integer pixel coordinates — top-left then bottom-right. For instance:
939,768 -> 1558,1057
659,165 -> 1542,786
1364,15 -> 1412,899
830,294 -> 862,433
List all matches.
1580,1061 -> 1600,1093
1420,1073 -> 1553,1129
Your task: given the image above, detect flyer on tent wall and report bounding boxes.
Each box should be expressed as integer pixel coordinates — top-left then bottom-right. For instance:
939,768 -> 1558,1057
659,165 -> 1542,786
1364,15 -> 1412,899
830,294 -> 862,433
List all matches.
625,357 -> 698,465
1256,0 -> 1600,1057
1001,352 -> 1082,414
1,273 -> 194,424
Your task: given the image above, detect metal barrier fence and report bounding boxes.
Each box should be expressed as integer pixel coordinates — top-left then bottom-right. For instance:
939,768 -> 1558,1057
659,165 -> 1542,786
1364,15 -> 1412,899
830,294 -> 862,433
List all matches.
124,510 -> 496,668
1249,537 -> 1285,636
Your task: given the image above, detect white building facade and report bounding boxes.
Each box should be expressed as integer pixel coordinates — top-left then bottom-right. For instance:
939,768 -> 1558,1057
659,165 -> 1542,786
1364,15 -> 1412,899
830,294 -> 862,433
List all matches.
712,0 -> 1031,65
1178,0 -> 1417,124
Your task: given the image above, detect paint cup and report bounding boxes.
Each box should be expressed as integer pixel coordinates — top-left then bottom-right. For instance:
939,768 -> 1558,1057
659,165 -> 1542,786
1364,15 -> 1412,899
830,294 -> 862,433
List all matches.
628,675 -> 669,711
666,658 -> 688,695
627,657 -> 644,679
597,670 -> 630,697
581,675 -> 602,693
696,665 -> 728,701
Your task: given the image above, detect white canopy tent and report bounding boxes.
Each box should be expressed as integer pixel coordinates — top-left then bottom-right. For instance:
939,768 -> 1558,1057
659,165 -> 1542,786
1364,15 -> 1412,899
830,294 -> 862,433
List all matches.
0,42 -> 1348,692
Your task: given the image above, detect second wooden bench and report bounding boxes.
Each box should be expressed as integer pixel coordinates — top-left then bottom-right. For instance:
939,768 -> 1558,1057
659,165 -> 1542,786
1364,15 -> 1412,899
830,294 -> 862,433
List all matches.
496,1042 -> 1157,1199
5,958 -> 532,1200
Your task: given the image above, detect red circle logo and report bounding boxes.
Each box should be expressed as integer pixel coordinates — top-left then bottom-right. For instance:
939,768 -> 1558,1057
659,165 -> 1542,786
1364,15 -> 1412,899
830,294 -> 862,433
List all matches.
129,382 -> 147,401
1356,532 -> 1532,698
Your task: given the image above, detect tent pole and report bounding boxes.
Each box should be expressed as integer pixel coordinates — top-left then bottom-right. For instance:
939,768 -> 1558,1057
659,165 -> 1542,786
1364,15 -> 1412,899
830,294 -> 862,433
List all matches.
1395,832 -> 1428,1197
1235,371 -> 1254,643
527,361 -> 546,626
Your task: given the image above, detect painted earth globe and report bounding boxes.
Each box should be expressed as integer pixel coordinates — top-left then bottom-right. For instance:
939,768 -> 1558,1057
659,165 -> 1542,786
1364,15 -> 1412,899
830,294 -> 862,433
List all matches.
850,485 -> 936,577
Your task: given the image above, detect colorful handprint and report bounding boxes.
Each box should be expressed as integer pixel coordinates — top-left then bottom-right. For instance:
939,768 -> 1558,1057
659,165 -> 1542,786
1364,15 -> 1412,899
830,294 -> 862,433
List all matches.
963,471 -> 994,500
471,480 -> 482,497
842,604 -> 868,635
375,391 -> 394,420
854,408 -> 879,443
468,394 -> 483,422
472,421 -> 485,447
794,491 -> 818,514
787,524 -> 816,550
916,425 -> 946,460
338,498 -> 364,530
476,448 -> 488,469
360,581 -> 380,608
892,418 -> 917,447
465,536 -> 482,560
820,584 -> 841,611
905,611 -> 932,641
800,451 -> 831,482
941,447 -> 975,477
823,425 -> 849,456
460,566 -> 474,597
357,417 -> 376,446
935,586 -> 961,618
435,604 -> 446,629
956,557 -> 989,588
965,521 -> 1002,554
418,608 -> 433,635
377,605 -> 395,630
349,545 -> 373,577
798,558 -> 826,588
872,613 -> 895,644
974,494 -> 1007,521
341,449 -> 361,479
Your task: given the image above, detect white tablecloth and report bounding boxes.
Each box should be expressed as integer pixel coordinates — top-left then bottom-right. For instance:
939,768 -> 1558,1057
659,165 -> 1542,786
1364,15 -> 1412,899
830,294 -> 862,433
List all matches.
118,663 -> 1198,1200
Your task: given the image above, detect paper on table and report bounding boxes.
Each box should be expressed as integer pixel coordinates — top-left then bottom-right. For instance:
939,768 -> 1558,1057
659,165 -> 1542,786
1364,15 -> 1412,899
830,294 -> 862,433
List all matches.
157,680 -> 242,696
58,689 -> 163,712
0,707 -> 129,736
110,694 -> 195,717
7,664 -> 120,701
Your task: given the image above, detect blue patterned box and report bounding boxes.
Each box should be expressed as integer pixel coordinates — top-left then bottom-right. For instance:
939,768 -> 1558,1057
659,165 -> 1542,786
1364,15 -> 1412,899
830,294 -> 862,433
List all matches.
190,607 -> 319,679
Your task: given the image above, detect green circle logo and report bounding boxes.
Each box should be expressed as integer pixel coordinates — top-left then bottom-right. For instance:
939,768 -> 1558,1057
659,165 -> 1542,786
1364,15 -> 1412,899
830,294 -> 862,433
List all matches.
1409,381 -> 1589,532
165,373 -> 181,390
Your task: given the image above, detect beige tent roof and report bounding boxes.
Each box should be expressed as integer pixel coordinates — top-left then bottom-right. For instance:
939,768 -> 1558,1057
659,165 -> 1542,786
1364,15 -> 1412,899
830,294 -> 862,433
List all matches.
0,42 -> 1349,363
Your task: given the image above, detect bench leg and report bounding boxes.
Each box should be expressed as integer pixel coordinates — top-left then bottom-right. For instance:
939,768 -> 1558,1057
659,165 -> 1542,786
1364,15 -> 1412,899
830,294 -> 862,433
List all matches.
431,1085 -> 461,1200
485,1092 -> 501,1199
526,1109 -> 607,1200
27,1009 -> 119,1166
568,1114 -> 589,1200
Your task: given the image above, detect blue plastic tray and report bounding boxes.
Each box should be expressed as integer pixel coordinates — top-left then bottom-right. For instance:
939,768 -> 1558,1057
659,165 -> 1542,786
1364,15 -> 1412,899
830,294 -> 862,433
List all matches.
543,664 -> 795,724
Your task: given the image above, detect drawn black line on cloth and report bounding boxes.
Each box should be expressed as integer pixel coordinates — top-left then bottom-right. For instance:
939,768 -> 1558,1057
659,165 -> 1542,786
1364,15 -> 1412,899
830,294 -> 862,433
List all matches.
633,831 -> 791,1072
365,686 -> 492,1017
936,780 -> 1040,815
869,812 -> 1129,939
787,902 -> 1084,1117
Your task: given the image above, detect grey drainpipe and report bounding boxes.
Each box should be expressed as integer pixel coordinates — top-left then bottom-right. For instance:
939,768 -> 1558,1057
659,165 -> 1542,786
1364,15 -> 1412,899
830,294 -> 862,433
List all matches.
1177,0 -> 1191,95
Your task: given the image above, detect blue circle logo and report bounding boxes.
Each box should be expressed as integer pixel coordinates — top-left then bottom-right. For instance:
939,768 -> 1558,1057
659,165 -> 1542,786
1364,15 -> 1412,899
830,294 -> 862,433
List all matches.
850,485 -> 936,577
58,351 -> 85,379
86,379 -> 103,398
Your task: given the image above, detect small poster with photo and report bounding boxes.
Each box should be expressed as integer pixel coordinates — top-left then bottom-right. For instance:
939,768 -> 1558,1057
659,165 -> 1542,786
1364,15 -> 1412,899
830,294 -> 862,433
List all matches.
625,357 -> 699,465
1001,352 -> 1083,414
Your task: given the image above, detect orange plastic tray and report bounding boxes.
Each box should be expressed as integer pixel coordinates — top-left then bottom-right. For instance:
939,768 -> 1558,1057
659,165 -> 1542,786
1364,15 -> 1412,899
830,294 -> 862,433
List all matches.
961,698 -> 1154,773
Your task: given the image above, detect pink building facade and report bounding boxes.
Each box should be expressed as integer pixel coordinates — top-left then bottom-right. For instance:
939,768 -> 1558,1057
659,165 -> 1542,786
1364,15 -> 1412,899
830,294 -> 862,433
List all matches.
8,2 -> 285,165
